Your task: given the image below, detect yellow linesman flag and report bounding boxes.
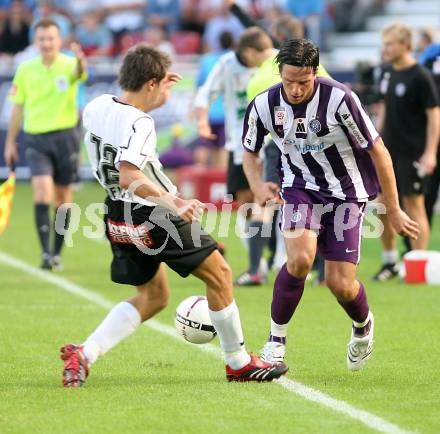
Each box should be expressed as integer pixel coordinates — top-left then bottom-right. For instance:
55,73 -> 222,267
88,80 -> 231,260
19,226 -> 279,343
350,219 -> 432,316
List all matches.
0,169 -> 16,234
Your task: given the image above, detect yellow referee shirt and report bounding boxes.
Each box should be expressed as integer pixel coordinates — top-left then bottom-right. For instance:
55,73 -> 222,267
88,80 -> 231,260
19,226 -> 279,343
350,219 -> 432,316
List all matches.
247,53 -> 331,101
9,53 -> 87,134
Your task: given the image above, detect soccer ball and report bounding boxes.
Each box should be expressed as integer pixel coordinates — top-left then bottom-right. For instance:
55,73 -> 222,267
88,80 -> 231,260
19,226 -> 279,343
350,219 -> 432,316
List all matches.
175,296 -> 217,344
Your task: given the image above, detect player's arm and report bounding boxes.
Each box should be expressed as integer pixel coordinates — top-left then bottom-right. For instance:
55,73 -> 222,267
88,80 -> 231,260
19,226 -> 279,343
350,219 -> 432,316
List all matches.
242,100 -> 279,206
193,59 -> 225,140
70,42 -> 87,81
119,162 -> 203,222
226,0 -> 281,48
4,103 -> 23,166
368,139 -> 419,239
418,106 -> 440,175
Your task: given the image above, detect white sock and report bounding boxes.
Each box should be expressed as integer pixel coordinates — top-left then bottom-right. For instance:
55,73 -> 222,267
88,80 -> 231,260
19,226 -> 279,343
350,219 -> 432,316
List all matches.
83,301 -> 142,365
236,213 -> 249,251
353,311 -> 371,328
274,214 -> 287,269
209,300 -> 251,369
270,319 -> 288,339
382,250 -> 398,265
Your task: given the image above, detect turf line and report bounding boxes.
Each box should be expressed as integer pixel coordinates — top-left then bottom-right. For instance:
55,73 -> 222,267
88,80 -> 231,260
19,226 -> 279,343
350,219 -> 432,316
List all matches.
0,251 -> 415,434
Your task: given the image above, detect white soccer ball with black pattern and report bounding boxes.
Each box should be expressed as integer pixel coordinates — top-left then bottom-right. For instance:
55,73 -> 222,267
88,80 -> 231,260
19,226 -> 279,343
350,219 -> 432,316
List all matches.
175,296 -> 217,344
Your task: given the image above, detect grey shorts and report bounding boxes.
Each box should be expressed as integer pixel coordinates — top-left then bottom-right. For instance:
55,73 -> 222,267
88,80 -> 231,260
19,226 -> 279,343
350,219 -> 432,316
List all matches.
263,140 -> 281,185
24,127 -> 80,185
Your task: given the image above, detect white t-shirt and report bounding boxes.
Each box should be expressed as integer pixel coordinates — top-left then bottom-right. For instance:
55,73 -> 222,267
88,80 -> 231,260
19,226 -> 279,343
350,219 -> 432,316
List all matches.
194,51 -> 255,164
83,94 -> 177,206
100,0 -> 145,32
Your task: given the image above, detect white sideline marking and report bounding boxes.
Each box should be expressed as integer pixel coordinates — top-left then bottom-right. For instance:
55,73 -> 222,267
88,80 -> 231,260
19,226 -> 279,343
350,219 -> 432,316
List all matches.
0,251 -> 415,434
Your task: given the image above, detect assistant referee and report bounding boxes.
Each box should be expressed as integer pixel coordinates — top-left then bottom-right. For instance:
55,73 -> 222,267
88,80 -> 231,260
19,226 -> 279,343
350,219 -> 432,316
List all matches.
4,18 -> 87,270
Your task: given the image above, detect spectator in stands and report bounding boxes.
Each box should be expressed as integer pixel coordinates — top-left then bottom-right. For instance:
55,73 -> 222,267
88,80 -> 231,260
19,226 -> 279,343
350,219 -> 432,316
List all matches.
75,10 -> 112,57
100,0 -> 145,53
144,0 -> 180,35
194,30 -> 234,168
283,0 -> 325,46
143,25 -> 175,59
373,23 -> 440,282
416,28 -> 435,59
180,0 -> 222,36
0,0 -> 31,56
30,0 -> 72,41
202,3 -> 243,52
63,1 -> 98,25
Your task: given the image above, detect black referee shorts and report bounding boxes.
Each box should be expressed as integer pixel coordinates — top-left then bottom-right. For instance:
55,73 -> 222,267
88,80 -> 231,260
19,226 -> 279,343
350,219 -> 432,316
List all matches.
104,197 -> 217,286
227,152 -> 249,196
392,155 -> 428,196
24,127 -> 80,185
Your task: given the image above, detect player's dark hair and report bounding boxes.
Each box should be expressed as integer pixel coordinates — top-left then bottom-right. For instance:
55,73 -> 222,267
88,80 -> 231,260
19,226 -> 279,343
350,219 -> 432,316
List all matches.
276,38 -> 319,74
236,27 -> 273,57
34,18 -> 60,32
119,45 -> 171,92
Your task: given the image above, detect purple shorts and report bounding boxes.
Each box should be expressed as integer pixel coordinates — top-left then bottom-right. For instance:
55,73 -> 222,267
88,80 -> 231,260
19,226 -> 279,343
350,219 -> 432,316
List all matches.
280,188 -> 366,265
197,122 -> 226,149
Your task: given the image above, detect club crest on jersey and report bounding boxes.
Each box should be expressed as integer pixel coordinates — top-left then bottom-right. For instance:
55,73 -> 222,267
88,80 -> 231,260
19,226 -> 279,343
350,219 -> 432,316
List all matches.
274,106 -> 286,125
55,76 -> 68,91
395,83 -> 406,97
308,118 -> 321,133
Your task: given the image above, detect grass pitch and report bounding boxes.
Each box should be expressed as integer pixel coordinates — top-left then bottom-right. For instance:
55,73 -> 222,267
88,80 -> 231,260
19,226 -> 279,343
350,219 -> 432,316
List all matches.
0,183 -> 439,434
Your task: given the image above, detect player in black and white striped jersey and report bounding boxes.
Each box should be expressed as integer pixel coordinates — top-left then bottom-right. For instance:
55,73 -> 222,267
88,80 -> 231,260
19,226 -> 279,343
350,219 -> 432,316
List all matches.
60,45 -> 288,387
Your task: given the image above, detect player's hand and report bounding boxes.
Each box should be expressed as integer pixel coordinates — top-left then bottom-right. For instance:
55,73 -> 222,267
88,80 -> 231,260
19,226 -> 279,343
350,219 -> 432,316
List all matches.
224,0 -> 235,8
417,151 -> 437,176
163,72 -> 182,88
255,182 -> 281,207
4,141 -> 18,167
198,121 -> 216,140
174,197 -> 205,222
70,42 -> 86,61
388,208 -> 419,240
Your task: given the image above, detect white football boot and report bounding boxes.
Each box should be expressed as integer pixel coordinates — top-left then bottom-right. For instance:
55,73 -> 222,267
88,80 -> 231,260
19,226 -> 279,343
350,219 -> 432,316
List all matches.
347,312 -> 375,371
260,341 -> 286,364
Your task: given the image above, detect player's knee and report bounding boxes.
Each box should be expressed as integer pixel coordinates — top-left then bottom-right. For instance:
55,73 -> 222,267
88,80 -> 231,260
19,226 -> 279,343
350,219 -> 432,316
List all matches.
286,253 -> 314,278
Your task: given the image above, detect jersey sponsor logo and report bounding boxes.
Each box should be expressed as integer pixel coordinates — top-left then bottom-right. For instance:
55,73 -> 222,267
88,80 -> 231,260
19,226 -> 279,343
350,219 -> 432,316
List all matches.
274,106 -> 287,125
55,76 -> 68,92
294,118 -> 306,133
244,115 -> 257,149
308,118 -> 322,133
107,219 -> 155,247
340,112 -> 368,148
395,83 -> 406,97
283,138 -> 295,146
294,142 -> 325,154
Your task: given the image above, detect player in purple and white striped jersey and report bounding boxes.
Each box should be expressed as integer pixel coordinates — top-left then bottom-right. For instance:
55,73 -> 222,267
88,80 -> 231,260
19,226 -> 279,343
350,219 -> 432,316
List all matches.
242,38 -> 419,371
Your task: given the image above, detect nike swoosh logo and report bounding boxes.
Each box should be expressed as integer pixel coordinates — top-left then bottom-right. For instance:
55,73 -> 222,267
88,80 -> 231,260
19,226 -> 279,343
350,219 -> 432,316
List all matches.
346,249 -> 357,253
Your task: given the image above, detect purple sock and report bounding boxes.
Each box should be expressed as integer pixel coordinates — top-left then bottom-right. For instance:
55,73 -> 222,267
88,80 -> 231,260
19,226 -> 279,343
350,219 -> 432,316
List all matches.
338,281 -> 369,323
271,265 -> 305,325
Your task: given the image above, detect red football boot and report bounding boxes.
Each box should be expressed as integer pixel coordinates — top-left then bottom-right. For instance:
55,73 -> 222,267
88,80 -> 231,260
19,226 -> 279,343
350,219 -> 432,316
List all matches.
226,354 -> 288,382
60,344 -> 89,387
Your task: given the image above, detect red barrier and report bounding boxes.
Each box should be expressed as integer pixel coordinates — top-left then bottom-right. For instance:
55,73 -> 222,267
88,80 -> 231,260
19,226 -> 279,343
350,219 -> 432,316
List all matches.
176,166 -> 236,209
